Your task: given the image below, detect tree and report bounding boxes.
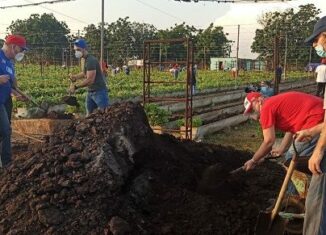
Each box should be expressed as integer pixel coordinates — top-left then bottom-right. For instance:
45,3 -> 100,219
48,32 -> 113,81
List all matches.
8,13 -> 70,64
195,23 -> 230,69
251,4 -> 321,69
84,17 -> 157,66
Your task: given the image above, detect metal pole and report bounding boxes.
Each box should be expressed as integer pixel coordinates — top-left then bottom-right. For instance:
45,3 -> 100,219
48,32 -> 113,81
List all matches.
274,36 -> 280,95
203,46 -> 206,70
100,0 -> 104,64
159,43 -> 162,69
236,24 -> 240,76
283,33 -> 287,80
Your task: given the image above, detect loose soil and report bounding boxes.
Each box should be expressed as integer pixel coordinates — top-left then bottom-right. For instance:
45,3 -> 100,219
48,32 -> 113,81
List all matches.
1,102 -> 284,235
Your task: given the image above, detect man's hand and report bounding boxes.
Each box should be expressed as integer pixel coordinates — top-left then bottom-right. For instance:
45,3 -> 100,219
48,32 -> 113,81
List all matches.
12,88 -> 31,102
0,75 -> 9,84
270,148 -> 283,157
309,149 -> 324,175
295,129 -> 313,142
69,73 -> 77,82
243,158 -> 258,171
15,95 -> 29,102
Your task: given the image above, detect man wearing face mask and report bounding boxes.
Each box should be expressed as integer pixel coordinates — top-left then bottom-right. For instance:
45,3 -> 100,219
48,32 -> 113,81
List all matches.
240,91 -> 324,172
0,34 -> 30,167
296,15 -> 326,235
68,39 -> 109,115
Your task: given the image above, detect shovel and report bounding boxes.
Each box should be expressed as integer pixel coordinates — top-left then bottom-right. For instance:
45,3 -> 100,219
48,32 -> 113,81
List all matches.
229,154 -> 282,175
61,80 -> 79,107
14,88 -> 48,112
255,140 -> 298,235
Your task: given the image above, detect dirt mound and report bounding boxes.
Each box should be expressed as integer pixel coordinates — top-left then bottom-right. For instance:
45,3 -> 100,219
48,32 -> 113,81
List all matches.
0,102 -> 284,235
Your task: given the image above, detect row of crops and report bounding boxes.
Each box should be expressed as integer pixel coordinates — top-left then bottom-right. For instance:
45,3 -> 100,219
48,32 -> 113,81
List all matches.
14,64 -> 313,112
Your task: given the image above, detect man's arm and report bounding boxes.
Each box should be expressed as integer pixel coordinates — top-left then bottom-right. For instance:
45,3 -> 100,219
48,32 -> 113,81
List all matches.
243,126 -> 276,171
11,78 -> 30,101
296,122 -> 324,142
75,70 -> 96,88
308,112 -> 326,174
69,72 -> 85,82
252,126 -> 276,161
271,132 -> 292,156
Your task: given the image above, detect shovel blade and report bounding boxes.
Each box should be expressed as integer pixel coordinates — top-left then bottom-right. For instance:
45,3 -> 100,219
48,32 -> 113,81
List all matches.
62,96 -> 79,107
255,211 -> 286,235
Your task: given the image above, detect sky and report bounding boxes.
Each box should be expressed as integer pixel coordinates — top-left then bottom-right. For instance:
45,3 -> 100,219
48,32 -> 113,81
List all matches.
0,0 -> 325,59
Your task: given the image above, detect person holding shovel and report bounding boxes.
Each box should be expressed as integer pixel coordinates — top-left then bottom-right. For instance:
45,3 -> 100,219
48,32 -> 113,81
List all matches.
295,15 -> 326,235
241,91 -> 324,172
0,35 -> 30,167
68,39 -> 109,115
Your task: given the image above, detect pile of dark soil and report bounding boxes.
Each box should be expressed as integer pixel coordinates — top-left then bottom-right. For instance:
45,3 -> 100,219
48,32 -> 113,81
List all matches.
0,102 -> 284,235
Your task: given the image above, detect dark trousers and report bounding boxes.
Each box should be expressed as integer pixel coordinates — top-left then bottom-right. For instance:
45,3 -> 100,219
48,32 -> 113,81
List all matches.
316,82 -> 326,98
0,97 -> 12,166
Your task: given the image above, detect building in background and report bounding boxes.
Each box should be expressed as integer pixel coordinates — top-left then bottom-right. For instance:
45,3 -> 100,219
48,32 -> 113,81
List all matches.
210,57 -> 266,71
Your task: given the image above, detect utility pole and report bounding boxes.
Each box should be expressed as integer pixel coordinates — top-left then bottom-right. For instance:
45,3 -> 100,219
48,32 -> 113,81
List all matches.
309,46 -> 312,63
159,43 -> 162,69
283,33 -> 288,80
274,36 -> 280,95
100,0 -> 104,64
69,41 -> 72,67
203,46 -> 206,70
236,24 -> 240,76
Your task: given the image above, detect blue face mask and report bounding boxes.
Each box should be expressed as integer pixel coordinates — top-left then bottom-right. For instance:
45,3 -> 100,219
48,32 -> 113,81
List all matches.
315,45 -> 326,57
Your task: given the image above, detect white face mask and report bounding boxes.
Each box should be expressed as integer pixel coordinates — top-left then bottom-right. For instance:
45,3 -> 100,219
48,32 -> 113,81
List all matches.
75,51 -> 83,59
15,52 -> 24,62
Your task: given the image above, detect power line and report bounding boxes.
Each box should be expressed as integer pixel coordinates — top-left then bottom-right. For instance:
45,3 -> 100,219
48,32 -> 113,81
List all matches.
22,0 -> 89,24
0,0 -> 75,9
135,0 -> 185,22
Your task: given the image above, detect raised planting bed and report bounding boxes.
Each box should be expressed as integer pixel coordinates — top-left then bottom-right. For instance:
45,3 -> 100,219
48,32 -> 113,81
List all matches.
12,118 -> 73,136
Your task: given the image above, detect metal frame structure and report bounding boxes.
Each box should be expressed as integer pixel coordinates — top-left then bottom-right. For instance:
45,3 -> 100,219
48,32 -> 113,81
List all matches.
143,38 -> 194,140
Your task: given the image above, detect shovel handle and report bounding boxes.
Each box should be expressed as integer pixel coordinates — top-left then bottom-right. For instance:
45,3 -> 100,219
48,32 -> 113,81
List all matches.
271,140 -> 298,221
230,166 -> 244,174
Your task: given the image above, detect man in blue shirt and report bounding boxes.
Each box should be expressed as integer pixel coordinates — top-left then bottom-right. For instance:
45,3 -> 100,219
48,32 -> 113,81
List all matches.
0,35 -> 29,167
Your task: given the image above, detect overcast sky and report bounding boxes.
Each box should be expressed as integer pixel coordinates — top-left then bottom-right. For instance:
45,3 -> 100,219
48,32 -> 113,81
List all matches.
0,0 -> 325,58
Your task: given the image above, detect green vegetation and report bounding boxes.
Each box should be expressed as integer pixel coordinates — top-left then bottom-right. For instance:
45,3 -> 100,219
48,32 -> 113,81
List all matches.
14,64 -> 312,113
176,117 -> 203,128
143,103 -> 171,126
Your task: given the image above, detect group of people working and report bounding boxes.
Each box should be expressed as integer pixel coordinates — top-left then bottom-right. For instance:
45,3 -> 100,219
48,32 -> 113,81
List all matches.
1,13 -> 326,235
242,16 -> 326,235
0,36 -> 109,168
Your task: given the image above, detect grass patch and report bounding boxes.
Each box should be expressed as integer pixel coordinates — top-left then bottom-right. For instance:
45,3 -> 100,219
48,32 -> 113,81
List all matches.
203,120 -> 263,152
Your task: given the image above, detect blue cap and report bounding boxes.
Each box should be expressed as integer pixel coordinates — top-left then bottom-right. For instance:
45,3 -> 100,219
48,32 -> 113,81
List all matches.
305,16 -> 326,45
74,39 -> 87,49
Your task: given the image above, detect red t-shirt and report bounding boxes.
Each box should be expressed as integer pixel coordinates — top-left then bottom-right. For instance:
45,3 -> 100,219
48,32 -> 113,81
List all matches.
260,92 -> 324,133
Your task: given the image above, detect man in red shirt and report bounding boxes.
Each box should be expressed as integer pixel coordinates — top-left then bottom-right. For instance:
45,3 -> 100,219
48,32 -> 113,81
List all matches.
242,91 -> 324,171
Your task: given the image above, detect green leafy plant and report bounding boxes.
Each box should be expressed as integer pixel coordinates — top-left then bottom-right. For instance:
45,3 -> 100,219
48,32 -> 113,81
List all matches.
144,103 -> 171,126
176,116 -> 203,128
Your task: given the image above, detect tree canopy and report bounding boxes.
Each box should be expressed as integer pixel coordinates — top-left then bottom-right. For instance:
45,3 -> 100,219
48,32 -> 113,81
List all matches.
251,4 -> 321,67
8,13 -> 70,63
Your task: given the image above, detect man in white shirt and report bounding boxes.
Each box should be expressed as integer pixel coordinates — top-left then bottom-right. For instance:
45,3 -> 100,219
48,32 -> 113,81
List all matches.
315,58 -> 326,97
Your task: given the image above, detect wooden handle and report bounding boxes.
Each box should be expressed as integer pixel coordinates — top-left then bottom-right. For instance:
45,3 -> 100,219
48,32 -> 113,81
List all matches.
271,157 -> 296,221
